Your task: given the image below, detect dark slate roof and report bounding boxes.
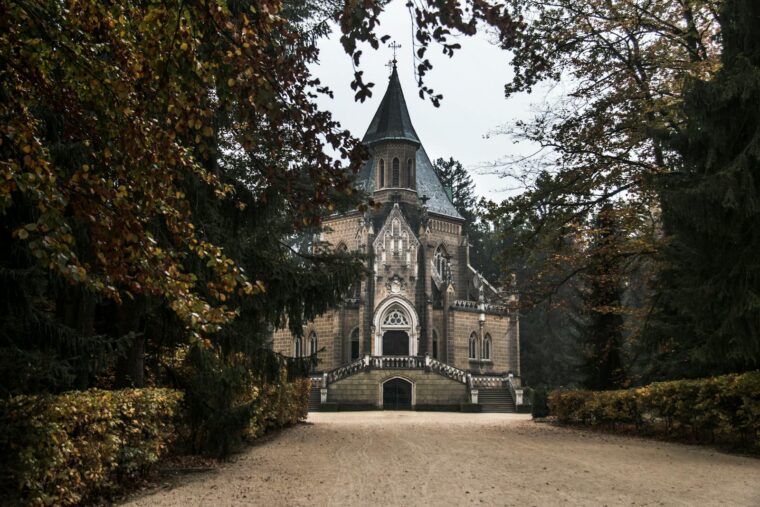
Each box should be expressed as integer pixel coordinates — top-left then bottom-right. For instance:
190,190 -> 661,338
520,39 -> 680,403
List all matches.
415,147 -> 463,220
355,68 -> 463,221
362,67 -> 421,146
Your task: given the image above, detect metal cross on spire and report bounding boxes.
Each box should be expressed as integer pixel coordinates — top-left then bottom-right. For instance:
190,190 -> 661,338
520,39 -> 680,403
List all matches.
388,41 -> 402,68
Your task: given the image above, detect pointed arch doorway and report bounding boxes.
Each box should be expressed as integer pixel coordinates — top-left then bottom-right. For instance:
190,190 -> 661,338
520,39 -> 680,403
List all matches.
382,377 -> 413,410
382,330 -> 409,356
373,297 -> 420,356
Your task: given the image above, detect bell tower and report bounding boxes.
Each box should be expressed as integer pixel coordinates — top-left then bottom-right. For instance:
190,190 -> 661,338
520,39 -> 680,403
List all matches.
362,59 -> 420,205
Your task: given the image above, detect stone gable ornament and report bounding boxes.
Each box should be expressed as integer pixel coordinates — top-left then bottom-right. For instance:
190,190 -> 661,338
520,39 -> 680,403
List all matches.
386,274 -> 406,294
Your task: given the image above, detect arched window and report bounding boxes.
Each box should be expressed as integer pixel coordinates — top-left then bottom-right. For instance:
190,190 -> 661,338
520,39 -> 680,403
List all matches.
392,158 -> 400,186
432,330 -> 439,360
337,242 -> 348,253
483,334 -> 492,361
406,159 -> 413,188
350,328 -> 360,360
434,244 -> 448,279
468,332 -> 477,360
379,159 -> 385,189
294,336 -> 302,357
309,331 -> 318,356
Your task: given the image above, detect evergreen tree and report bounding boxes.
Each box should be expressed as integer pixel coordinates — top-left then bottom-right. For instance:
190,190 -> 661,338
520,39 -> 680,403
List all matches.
433,157 -> 477,224
648,0 -> 760,377
575,205 -> 626,390
432,157 -> 505,281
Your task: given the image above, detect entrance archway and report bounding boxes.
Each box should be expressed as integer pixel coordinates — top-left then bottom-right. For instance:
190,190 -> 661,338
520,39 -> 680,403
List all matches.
382,330 -> 409,356
382,378 -> 412,410
373,297 -> 420,356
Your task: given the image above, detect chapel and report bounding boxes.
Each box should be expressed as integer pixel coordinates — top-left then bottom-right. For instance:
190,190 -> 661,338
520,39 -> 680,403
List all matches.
271,62 -> 526,412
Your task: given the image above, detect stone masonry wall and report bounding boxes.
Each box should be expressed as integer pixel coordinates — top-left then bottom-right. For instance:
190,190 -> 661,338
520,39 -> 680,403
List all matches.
447,310 -> 516,374
327,368 -> 468,407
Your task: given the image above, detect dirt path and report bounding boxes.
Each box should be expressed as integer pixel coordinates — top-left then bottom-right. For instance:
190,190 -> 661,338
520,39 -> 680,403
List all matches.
124,412 -> 760,506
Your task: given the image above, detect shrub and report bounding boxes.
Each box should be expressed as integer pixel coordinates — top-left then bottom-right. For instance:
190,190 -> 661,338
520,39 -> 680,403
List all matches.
530,387 -> 550,418
171,346 -> 259,458
0,388 -> 182,506
171,346 -> 311,458
548,371 -> 760,449
247,375 -> 311,439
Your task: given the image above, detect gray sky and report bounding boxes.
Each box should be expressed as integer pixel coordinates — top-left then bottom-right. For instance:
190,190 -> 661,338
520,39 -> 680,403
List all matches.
310,2 -> 548,201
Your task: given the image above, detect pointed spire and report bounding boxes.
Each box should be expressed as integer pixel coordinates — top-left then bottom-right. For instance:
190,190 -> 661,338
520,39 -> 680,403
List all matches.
362,65 -> 421,146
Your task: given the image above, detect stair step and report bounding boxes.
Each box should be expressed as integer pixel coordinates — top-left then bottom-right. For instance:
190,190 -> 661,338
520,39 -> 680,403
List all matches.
308,387 -> 321,412
477,387 -> 515,413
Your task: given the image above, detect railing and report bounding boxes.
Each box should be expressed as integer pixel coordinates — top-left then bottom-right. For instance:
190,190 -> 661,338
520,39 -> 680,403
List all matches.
471,375 -> 505,389
428,358 -> 469,385
309,375 -> 324,389
323,355 -> 475,389
507,375 -> 526,406
369,355 -> 425,369
326,357 -> 365,384
451,300 -> 505,313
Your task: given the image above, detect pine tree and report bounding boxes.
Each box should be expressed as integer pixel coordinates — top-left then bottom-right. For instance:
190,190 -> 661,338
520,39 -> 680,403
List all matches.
433,157 -> 477,224
575,205 -> 626,390
649,0 -> 760,377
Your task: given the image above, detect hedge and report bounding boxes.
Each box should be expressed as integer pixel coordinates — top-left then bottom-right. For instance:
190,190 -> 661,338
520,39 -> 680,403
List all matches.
0,378 -> 312,505
0,388 -> 183,506
246,378 -> 310,439
548,371 -> 760,448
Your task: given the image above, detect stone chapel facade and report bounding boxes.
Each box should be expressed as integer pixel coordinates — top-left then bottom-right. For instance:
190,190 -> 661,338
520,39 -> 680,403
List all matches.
271,65 -> 525,411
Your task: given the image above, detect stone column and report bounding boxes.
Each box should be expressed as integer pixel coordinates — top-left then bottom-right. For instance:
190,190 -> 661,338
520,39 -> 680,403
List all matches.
442,283 -> 454,363
364,216 -> 376,356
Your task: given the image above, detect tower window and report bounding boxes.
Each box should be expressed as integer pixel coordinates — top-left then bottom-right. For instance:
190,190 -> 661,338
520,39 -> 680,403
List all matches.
483,334 -> 492,360
407,159 -> 413,188
350,328 -> 360,360
392,158 -> 400,187
294,336 -> 302,357
434,244 -> 449,280
310,331 -> 318,355
379,159 -> 385,189
469,332 -> 477,360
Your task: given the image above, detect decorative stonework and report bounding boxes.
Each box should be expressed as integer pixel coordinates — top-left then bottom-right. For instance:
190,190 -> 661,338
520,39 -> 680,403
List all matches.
382,307 -> 410,326
386,274 -> 407,295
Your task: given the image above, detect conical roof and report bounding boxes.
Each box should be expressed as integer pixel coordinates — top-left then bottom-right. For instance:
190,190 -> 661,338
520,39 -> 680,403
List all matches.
362,66 -> 421,146
355,66 -> 463,221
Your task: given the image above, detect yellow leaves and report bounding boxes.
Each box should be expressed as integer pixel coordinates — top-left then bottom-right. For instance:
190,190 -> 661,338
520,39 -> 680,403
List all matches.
180,42 -> 188,51
1,388 -> 183,505
227,78 -> 236,87
242,280 -> 265,295
22,145 -> 31,154
16,228 -> 29,240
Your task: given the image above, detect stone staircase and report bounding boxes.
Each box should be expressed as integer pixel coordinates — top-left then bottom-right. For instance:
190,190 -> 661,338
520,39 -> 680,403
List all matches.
308,386 -> 321,412
477,388 -> 515,413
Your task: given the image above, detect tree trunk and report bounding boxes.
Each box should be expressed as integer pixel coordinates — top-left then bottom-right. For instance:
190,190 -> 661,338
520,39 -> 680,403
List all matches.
115,297 -> 146,387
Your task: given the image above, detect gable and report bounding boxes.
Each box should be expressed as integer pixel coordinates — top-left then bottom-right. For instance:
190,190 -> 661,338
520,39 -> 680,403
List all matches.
373,204 -> 420,273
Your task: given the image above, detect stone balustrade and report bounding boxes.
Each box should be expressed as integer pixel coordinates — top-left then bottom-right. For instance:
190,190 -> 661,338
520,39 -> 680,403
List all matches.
428,358 -> 469,385
470,375 -> 505,389
369,355 -> 425,369
326,357 -> 365,384
322,355 -> 473,386
451,299 -> 506,313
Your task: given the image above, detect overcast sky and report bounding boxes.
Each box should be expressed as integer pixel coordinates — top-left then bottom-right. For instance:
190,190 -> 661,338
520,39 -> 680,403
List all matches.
310,2 -> 551,201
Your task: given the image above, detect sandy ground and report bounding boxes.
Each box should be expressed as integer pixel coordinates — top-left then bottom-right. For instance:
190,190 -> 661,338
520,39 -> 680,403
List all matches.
124,411 -> 760,507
